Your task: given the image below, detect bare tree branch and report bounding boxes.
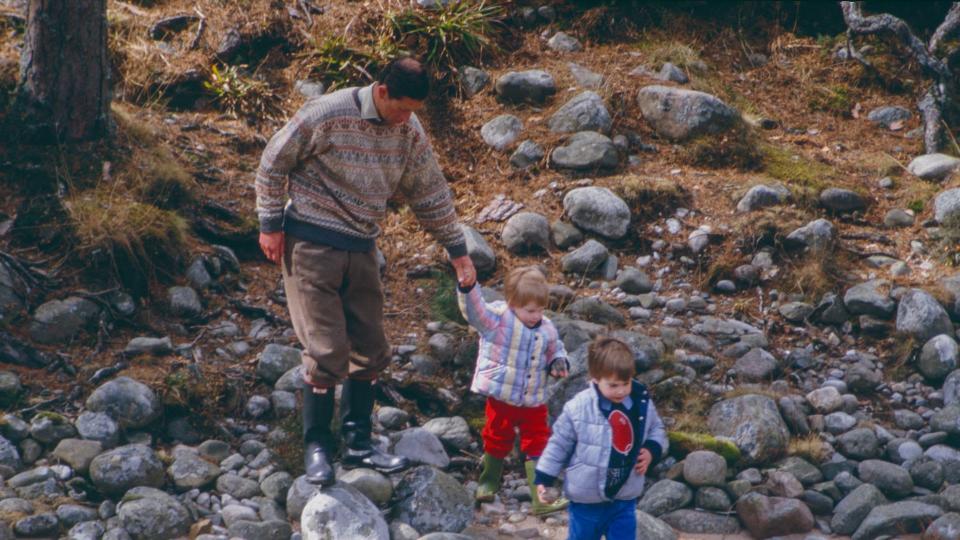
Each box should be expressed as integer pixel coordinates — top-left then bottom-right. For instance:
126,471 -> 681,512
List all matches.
840,1 -> 949,79
929,3 -> 960,55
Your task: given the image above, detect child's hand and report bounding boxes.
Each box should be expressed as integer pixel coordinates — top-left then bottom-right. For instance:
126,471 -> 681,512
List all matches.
549,358 -> 569,379
634,448 -> 653,475
537,484 -> 560,504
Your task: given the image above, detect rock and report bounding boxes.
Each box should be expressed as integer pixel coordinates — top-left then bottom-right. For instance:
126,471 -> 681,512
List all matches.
567,62 -> 603,89
275,365 -> 305,392
89,444 -> 165,495
615,267 -> 652,294
732,348 -> 779,382
286,475 -> 323,520
820,188 -> 867,213
392,466 -> 473,534
501,212 -> 551,254
659,509 -> 740,534
229,520 -> 292,540
51,439 -> 103,474
845,361 -> 882,393
29,412 -> 76,444
337,468 -> 391,507
867,105 -> 911,128
185,257 -> 212,289
167,286 -> 201,318
946,370 -> 960,406
844,280 -> 895,319
858,459 -> 913,498
459,66 -> 490,98
884,208 -> 915,228
495,70 -> 556,104
561,239 -> 609,275
931,405 -> 960,436
935,188 -> 960,223
778,302 -> 814,323
852,501 -> 943,540
547,31 -> 582,52
549,91 -> 612,134
896,289 -> 953,342
270,390 -> 297,416
563,187 -> 630,239
222,504 -> 257,527
838,428 -> 880,460
67,520 -> 105,540
13,513 -> 58,537
634,510 -> 678,540
566,297 -> 625,326
86,377 -> 161,429
682,450 -> 726,487
256,344 -> 302,384
28,297 -> 100,344
461,225 -> 496,276
637,85 -> 738,141
908,153 -> 960,180
117,486 -> 191,540
480,114 -> 522,151
658,62 -> 688,83
925,513 -> 960,540
123,336 -> 173,357
807,386 -> 843,414
0,372 -> 20,408
910,457 -> 944,490
695,486 -> 732,511
812,293 -> 850,325
638,479 -> 693,516
393,428 -> 449,468
785,218 -> 835,253
149,14 -> 199,40
550,131 -> 619,171
736,184 -> 790,212
56,504 -> 98,529
377,407 -> 410,430
509,140 -> 545,169
707,394 -> 789,465
422,417 -> 472,451
736,492 -> 815,538
294,79 -> 325,99
217,473 -> 261,499
832,484 -> 888,535
920,334 -> 960,382
0,435 -> 22,476
300,483 -> 388,539
168,454 -> 220,491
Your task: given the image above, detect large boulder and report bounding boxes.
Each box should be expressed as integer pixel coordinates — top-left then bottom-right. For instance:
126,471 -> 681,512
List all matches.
908,153 -> 960,181
896,289 -> 953,342
935,188 -> 960,223
736,184 -> 790,213
735,492 -> 814,538
637,479 -> 693,516
852,501 -> 943,540
85,377 -> 161,429
480,114 -> 522,152
919,334 -> 960,382
0,435 -> 22,477
549,91 -> 612,134
637,85 -> 738,140
494,70 -> 556,104
550,131 -> 619,171
843,280 -> 895,319
89,444 -> 165,495
300,484 -> 389,540
561,239 -> 609,275
831,484 -> 888,535
391,466 -> 472,534
707,394 -> 789,465
562,187 -> 631,239
117,487 -> 191,540
256,344 -> 302,384
461,225 -> 496,276
785,218 -> 835,253
28,297 -> 100,344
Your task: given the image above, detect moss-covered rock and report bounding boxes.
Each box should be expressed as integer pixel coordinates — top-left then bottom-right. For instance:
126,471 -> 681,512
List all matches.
668,431 -> 741,463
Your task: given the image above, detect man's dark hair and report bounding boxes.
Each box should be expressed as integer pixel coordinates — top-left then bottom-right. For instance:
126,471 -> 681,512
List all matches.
377,58 -> 430,101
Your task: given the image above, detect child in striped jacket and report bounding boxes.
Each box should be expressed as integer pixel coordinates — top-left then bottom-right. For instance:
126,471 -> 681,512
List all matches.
457,266 -> 569,515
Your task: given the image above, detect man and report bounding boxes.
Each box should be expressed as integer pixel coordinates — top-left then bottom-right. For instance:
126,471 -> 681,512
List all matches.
256,58 -> 476,486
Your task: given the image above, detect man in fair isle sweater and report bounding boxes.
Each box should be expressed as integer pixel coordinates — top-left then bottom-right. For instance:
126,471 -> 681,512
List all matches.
255,58 -> 477,486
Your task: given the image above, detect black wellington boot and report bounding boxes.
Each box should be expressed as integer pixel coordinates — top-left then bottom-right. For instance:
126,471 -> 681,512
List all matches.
340,378 -> 409,473
302,382 -> 336,486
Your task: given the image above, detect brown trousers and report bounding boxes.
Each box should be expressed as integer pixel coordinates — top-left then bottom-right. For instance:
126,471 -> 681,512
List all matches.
282,236 -> 390,388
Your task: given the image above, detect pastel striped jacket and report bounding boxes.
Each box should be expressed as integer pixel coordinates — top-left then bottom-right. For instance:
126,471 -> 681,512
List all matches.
457,283 -> 567,407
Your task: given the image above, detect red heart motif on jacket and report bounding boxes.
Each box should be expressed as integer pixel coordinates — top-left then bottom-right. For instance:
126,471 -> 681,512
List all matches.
609,409 -> 634,455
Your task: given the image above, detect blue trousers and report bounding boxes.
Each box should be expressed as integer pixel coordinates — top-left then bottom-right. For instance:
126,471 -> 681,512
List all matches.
568,498 -> 637,540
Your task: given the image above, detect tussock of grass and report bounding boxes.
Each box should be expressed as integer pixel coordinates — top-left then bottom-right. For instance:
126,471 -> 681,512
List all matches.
430,270 -> 467,325
637,40 -> 703,71
722,386 -> 786,401
614,175 -> 690,218
680,123 -> 764,170
788,434 -> 831,464
780,249 -> 854,302
761,145 -> 835,187
807,84 -> 854,116
204,64 -> 283,123
668,431 -> 741,463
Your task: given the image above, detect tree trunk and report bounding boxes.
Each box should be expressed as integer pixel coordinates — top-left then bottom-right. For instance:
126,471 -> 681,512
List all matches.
15,0 -> 110,143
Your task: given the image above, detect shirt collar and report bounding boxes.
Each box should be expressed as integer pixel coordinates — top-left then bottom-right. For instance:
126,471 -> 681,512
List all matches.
358,84 -> 383,123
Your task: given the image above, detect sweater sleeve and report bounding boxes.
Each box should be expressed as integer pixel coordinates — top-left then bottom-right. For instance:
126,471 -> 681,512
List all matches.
255,110 -> 319,233
457,283 -> 501,334
398,116 -> 467,258
545,324 -> 567,366
642,400 -> 668,468
535,407 -> 577,485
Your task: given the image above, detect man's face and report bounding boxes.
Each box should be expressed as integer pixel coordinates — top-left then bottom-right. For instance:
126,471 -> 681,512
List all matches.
374,84 -> 424,125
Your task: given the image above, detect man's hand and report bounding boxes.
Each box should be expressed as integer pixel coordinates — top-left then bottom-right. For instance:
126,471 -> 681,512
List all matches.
259,231 -> 284,265
450,255 -> 476,287
634,448 -> 653,475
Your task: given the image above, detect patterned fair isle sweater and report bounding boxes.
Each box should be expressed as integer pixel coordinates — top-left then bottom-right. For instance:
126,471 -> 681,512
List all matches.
255,84 -> 466,257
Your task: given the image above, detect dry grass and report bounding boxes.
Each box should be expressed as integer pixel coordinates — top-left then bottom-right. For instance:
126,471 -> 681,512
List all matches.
613,175 -> 691,219
780,249 -> 855,302
788,434 -> 832,464
680,122 -> 765,171
722,385 -> 786,401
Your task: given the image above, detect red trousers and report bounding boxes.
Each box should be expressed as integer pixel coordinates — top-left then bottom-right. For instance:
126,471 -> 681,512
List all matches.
482,397 -> 550,460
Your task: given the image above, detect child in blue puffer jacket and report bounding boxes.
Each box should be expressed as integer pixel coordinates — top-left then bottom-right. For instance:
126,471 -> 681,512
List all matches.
535,336 -> 668,540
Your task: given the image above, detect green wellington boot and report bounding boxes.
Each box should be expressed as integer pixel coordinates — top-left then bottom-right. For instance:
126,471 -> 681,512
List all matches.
525,459 -> 568,516
475,453 -> 504,502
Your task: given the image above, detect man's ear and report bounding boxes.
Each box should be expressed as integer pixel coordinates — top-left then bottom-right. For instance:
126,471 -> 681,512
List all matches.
375,83 -> 389,100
